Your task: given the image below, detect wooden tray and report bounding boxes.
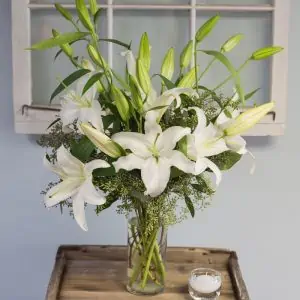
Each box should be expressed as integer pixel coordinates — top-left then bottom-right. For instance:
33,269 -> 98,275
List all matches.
45,245 -> 250,300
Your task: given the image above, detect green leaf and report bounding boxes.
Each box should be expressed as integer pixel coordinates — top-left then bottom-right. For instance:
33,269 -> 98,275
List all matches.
47,118 -> 61,130
98,38 -> 131,50
146,105 -> 169,112
245,88 -> 260,101
178,136 -> 188,156
50,69 -> 91,101
201,50 -> 245,104
184,195 -> 195,218
76,0 -> 94,32
29,32 -> 89,51
82,72 -> 104,95
89,0 -> 98,16
71,136 -> 95,162
210,151 -> 242,171
191,184 -> 203,192
94,8 -> 103,24
153,74 -> 176,90
170,167 -> 184,179
102,115 -> 115,130
196,15 -> 220,44
93,166 -> 116,177
54,4 -> 73,22
112,70 -> 130,91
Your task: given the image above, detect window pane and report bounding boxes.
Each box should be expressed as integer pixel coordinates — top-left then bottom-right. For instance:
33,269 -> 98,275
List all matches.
30,10 -> 107,105
112,10 -> 190,91
197,0 -> 273,4
114,0 -> 189,4
196,12 -> 272,105
29,0 -> 107,4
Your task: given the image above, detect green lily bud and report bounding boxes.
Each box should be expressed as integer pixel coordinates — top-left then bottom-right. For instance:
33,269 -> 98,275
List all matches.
178,66 -> 198,88
89,0 -> 98,16
221,34 -> 244,53
81,123 -> 125,158
161,47 -> 175,80
54,4 -> 73,22
111,85 -> 130,122
87,44 -> 108,69
196,15 -> 220,44
137,59 -> 152,94
225,102 -> 274,136
129,75 -> 143,112
180,40 -> 193,69
251,46 -> 283,60
52,29 -> 73,58
76,0 -> 95,33
138,32 -> 151,72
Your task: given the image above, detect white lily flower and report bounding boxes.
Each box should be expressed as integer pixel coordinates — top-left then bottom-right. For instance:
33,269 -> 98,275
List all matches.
112,113 -> 195,197
44,145 -> 110,231
60,60 -> 105,132
144,87 -> 197,123
187,107 -> 228,185
121,50 -> 137,77
215,108 -> 247,155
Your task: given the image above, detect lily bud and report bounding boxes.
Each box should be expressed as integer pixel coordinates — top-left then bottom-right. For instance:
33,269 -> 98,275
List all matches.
251,46 -> 283,60
76,0 -> 95,33
178,66 -> 198,88
87,44 -> 108,69
225,102 -> 274,136
161,48 -> 175,80
180,40 -> 193,69
138,32 -> 151,72
55,4 -> 73,22
52,29 -> 73,58
137,59 -> 152,94
221,34 -> 244,53
89,0 -> 98,16
129,75 -> 143,112
196,15 -> 220,44
81,123 -> 125,158
111,85 -> 130,122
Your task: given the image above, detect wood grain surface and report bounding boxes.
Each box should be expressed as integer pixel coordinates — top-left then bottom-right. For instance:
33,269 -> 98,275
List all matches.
45,245 -> 250,300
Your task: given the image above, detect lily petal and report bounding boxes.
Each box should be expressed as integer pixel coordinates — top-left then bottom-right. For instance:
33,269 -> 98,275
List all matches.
72,194 -> 88,231
60,98 -> 79,128
45,179 -> 81,207
56,145 -> 83,177
79,100 -> 104,132
170,150 -> 195,174
43,155 -> 65,178
85,159 -> 110,176
225,135 -> 247,154
79,179 -> 106,206
112,132 -> 150,158
144,111 -> 162,142
113,153 -> 144,172
121,50 -> 136,77
189,107 -> 207,134
157,126 -> 191,154
141,157 -> 171,197
194,157 -> 222,186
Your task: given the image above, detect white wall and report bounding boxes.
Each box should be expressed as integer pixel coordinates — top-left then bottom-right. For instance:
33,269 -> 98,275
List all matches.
1,1 -> 299,299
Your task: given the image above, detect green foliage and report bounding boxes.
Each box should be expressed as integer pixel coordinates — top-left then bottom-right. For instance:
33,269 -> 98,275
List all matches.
210,151 -> 242,171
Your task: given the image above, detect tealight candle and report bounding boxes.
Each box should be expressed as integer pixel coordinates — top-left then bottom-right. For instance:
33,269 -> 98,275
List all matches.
188,268 -> 222,300
190,274 -> 221,294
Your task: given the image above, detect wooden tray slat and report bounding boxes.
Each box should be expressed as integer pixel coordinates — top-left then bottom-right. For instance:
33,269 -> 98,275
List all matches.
45,245 -> 250,300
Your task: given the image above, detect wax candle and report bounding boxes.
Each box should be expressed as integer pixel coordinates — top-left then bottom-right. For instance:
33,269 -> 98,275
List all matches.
190,274 -> 221,294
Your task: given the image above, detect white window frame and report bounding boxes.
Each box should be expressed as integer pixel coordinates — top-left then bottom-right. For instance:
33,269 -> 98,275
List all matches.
12,0 -> 289,135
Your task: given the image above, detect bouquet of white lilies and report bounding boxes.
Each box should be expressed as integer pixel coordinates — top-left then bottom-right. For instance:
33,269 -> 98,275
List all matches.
32,0 -> 282,294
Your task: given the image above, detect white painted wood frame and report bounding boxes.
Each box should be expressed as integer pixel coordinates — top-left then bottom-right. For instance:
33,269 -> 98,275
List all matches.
11,0 -> 290,135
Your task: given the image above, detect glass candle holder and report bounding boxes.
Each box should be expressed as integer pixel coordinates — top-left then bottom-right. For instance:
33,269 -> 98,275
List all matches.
188,268 -> 222,300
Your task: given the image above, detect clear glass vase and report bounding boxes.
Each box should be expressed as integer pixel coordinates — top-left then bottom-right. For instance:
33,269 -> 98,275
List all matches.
126,210 -> 167,295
